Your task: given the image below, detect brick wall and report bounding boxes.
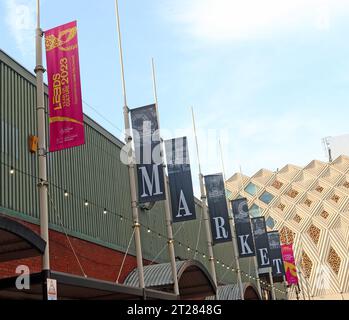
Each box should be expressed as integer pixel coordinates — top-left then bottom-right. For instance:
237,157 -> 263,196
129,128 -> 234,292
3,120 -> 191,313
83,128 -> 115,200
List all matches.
0,218 -> 145,283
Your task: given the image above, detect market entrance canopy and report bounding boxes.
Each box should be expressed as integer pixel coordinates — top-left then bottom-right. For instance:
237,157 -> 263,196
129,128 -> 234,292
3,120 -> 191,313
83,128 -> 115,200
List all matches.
0,215 -> 46,263
125,260 -> 216,300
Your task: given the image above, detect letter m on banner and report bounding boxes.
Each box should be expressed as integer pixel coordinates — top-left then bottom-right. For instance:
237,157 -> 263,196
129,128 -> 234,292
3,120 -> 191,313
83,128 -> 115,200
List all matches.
130,104 -> 166,204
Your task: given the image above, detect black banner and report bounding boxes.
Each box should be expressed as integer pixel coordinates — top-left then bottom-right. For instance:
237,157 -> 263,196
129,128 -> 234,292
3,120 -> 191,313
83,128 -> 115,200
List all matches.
204,174 -> 232,244
130,104 -> 166,204
231,198 -> 255,258
251,217 -> 271,270
165,137 -> 196,223
267,231 -> 286,280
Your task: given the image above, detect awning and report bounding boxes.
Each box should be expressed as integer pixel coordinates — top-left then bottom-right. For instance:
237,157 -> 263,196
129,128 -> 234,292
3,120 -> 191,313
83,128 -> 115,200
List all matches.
124,260 -> 216,299
206,282 -> 261,300
0,215 -> 46,262
0,271 -> 178,300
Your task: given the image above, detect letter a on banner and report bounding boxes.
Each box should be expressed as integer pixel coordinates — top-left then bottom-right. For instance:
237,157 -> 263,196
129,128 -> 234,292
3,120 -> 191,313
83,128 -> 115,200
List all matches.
45,21 -> 85,152
130,104 -> 165,203
204,174 -> 232,244
231,198 -> 256,258
165,137 -> 196,223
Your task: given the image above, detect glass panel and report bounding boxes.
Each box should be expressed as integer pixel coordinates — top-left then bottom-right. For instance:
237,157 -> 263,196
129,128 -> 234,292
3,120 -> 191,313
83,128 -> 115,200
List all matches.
260,191 -> 274,204
244,183 -> 259,196
266,217 -> 276,230
225,189 -> 233,200
249,204 -> 261,218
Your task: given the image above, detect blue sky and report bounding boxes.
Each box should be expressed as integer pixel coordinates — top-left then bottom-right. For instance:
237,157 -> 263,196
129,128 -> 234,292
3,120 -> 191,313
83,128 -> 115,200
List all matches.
1,0 -> 349,196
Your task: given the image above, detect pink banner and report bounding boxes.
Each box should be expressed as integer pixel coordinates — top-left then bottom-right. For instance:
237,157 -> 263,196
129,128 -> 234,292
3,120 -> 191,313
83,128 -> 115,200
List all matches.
281,244 -> 299,285
45,21 -> 85,152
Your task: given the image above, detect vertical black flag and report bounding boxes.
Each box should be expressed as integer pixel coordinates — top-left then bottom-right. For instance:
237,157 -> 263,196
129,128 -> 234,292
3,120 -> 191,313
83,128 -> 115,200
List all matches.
165,137 -> 196,223
231,198 -> 255,258
267,231 -> 286,280
251,217 -> 271,270
130,104 -> 166,203
204,174 -> 232,244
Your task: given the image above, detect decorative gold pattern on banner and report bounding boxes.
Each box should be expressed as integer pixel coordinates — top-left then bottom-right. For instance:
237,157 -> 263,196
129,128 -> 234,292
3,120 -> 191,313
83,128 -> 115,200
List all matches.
46,27 -> 78,52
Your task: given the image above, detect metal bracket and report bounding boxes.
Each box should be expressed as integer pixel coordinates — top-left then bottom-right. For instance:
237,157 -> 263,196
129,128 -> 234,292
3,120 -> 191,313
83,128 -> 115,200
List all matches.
34,65 -> 46,74
37,180 -> 49,187
38,148 -> 48,156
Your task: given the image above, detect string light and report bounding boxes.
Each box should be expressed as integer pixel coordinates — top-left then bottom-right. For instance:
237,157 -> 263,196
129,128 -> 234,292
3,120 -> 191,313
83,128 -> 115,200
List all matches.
0,161 -> 289,295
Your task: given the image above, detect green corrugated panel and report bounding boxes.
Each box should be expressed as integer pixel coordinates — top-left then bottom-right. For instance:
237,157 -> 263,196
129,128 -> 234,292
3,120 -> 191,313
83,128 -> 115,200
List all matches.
0,50 -> 267,289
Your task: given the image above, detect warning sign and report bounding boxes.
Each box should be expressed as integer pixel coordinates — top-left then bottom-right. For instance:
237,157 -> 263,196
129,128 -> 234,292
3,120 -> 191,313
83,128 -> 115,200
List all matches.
47,279 -> 57,301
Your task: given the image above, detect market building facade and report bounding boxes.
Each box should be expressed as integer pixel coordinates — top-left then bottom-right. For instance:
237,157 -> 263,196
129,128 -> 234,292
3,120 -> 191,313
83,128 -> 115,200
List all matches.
0,49 -> 269,300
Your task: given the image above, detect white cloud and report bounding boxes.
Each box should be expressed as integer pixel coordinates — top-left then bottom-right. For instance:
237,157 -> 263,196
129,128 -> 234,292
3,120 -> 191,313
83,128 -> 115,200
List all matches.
5,0 -> 36,56
164,0 -> 349,43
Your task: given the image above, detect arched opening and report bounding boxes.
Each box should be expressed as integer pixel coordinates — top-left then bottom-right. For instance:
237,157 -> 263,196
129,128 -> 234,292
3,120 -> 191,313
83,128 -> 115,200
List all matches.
0,215 -> 46,262
124,260 -> 216,300
206,282 -> 261,300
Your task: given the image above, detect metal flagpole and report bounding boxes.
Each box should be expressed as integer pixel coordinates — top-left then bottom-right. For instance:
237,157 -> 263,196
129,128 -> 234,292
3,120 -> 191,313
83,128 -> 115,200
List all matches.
218,142 -> 244,300
283,275 -> 289,300
191,107 -> 218,290
238,166 -> 263,299
269,268 -> 277,300
35,0 -> 51,300
115,0 -> 145,289
151,59 -> 180,296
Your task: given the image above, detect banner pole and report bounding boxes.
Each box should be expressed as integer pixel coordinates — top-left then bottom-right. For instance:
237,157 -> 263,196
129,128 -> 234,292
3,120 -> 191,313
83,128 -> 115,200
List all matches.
283,275 -> 289,300
269,268 -> 276,300
151,59 -> 180,296
35,0 -> 51,300
191,107 -> 218,290
217,141 -> 244,300
115,0 -> 145,289
238,167 -> 263,299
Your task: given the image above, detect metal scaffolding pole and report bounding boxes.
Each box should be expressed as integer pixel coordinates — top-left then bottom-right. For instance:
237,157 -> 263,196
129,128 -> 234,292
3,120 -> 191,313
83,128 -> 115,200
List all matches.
151,59 -> 179,296
35,0 -> 50,300
115,0 -> 145,289
191,107 -> 218,290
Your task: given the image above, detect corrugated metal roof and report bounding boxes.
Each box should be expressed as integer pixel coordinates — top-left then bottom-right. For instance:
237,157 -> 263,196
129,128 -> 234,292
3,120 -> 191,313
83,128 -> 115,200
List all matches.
124,260 -> 187,287
206,282 -> 259,300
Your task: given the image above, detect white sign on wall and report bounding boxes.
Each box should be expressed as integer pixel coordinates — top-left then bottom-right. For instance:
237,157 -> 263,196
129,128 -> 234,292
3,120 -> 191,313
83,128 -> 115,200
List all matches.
47,279 -> 57,301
